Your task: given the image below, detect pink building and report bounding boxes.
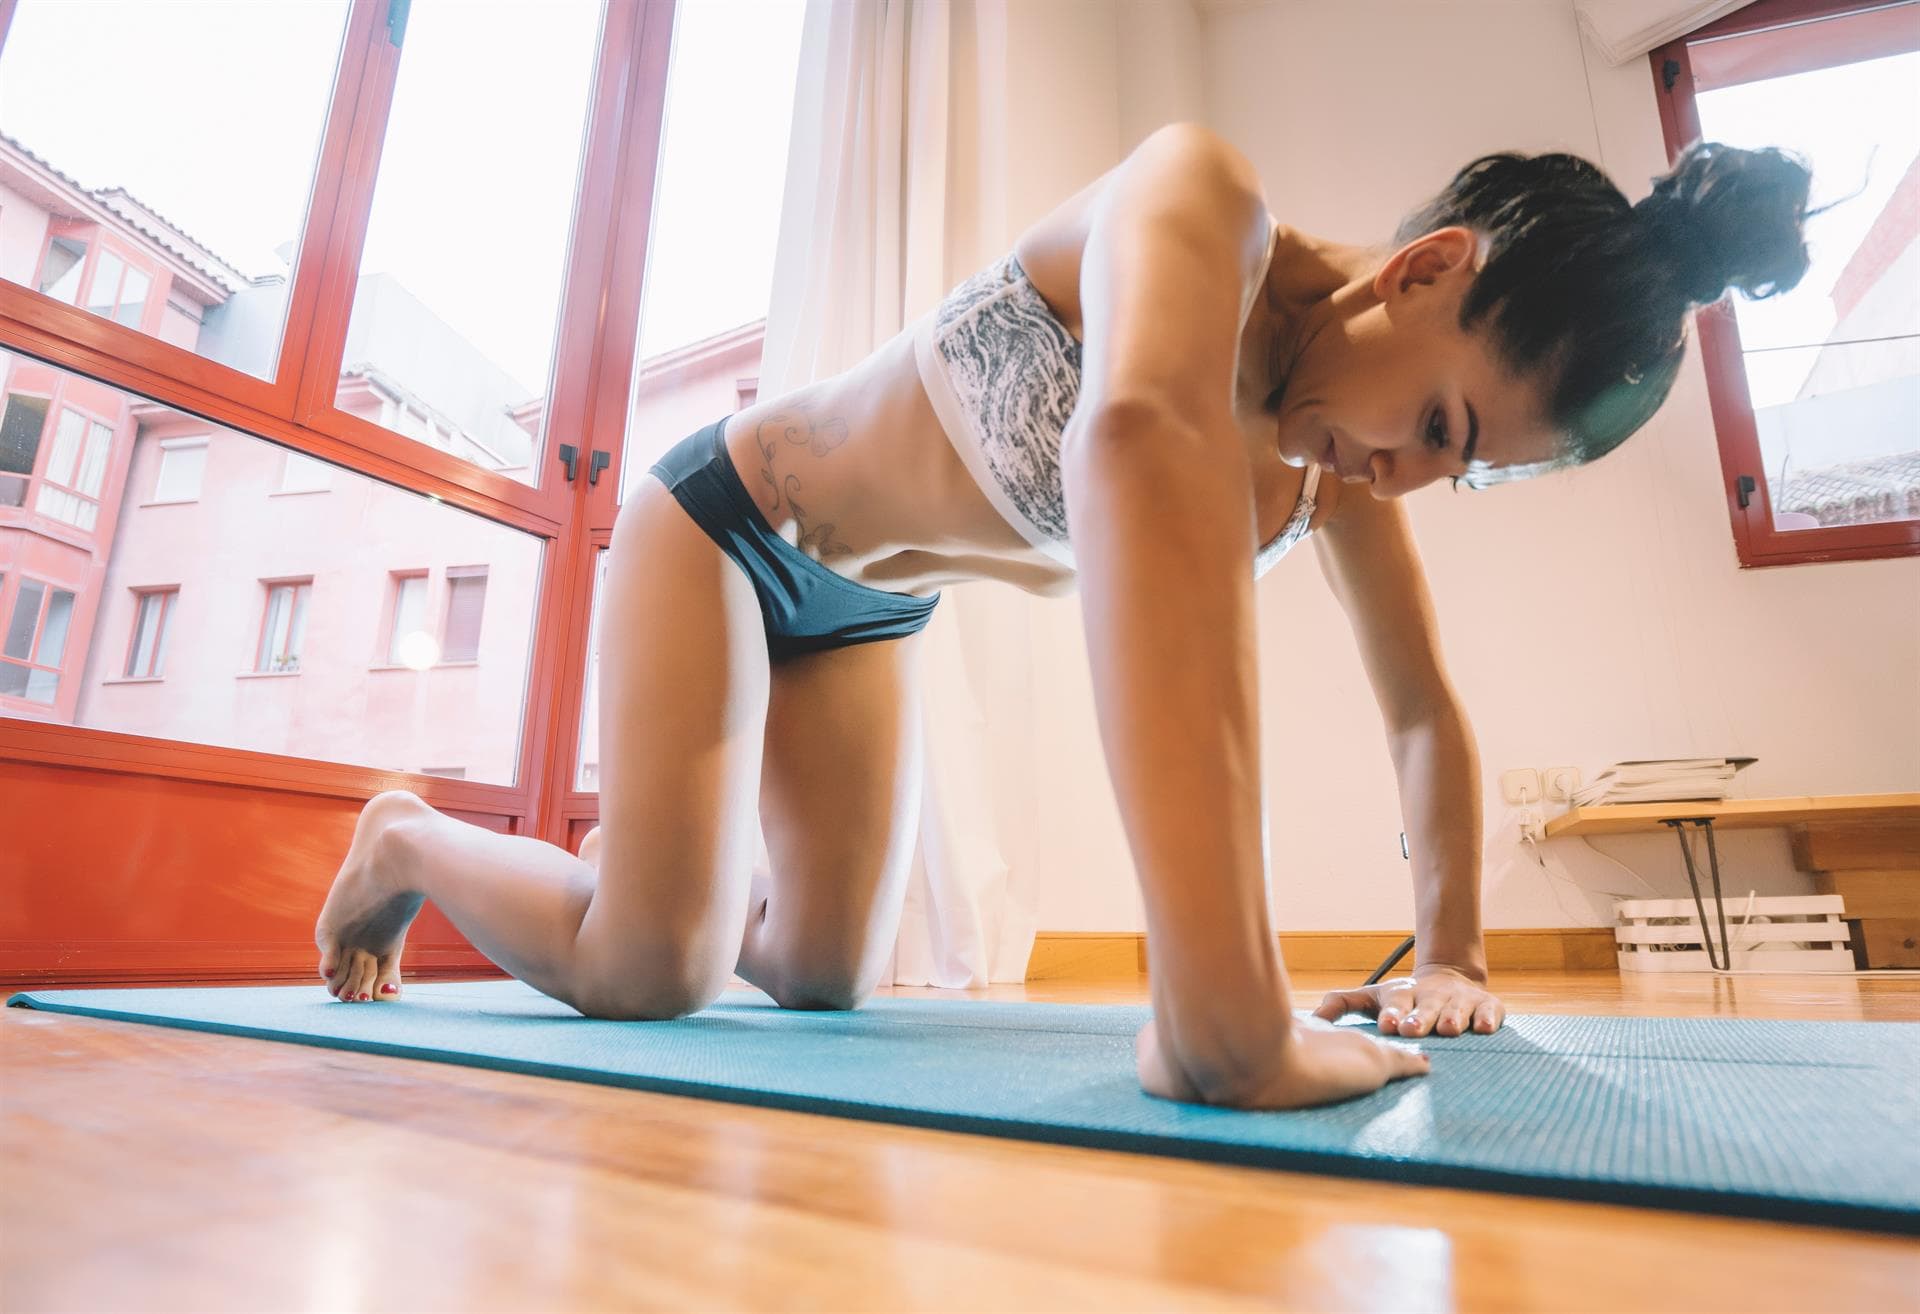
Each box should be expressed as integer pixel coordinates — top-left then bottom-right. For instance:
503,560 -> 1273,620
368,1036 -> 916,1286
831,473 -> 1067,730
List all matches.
1,131 -> 761,785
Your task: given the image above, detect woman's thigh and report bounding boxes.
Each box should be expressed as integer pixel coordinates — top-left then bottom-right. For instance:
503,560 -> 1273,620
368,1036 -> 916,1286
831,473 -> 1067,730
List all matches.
571,475 -> 771,1013
752,632 -> 925,1005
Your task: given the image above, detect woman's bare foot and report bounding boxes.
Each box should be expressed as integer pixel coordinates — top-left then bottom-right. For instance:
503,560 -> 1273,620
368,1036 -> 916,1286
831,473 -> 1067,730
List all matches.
315,790 -> 436,1002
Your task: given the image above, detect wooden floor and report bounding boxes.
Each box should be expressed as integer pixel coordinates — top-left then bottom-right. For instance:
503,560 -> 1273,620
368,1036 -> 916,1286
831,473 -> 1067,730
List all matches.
3,969 -> 1917,1313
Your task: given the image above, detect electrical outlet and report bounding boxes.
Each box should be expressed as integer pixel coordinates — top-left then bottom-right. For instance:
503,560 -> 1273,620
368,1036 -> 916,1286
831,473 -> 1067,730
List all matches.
1499,768 -> 1541,805
1543,766 -> 1581,802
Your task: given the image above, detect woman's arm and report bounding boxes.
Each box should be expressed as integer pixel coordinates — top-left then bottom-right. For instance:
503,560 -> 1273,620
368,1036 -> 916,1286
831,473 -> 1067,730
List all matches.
1067,126 -> 1426,1106
1308,489 -> 1505,1037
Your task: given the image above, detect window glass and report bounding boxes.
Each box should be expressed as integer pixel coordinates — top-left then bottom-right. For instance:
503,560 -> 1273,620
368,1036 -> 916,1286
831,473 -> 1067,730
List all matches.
279,451 -> 332,494
615,0 -> 804,503
575,548 -> 607,791
1692,23 -> 1920,530
0,355 -> 542,783
388,575 -> 428,666
86,250 -> 126,320
442,569 -> 488,662
1,393 -> 50,507
117,267 -> 152,329
3,580 -> 43,659
36,237 -> 86,303
154,441 -> 208,502
128,590 -> 172,678
0,0 -> 352,380
333,0 -> 603,485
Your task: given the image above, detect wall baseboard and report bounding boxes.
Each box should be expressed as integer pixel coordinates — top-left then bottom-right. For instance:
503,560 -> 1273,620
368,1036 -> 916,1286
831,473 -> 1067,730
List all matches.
1024,929 -> 1618,981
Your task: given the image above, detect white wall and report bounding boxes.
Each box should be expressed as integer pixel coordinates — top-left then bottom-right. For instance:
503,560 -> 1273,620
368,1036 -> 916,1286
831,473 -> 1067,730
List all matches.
986,0 -> 1920,934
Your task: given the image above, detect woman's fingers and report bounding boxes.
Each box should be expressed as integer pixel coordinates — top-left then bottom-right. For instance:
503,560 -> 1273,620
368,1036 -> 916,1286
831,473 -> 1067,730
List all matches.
1313,988 -> 1377,1022
1471,997 -> 1505,1034
1375,984 -> 1420,1034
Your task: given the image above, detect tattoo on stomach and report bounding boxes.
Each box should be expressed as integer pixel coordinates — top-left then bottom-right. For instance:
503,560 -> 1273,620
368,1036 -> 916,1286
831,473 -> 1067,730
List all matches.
754,409 -> 853,558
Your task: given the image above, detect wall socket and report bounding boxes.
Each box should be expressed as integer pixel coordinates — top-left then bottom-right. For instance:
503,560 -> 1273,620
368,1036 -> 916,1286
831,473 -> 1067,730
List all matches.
1543,766 -> 1582,802
1499,768 -> 1541,805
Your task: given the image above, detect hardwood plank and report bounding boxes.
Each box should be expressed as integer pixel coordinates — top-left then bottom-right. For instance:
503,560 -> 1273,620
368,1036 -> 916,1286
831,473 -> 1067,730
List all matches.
3,970 -> 1917,1313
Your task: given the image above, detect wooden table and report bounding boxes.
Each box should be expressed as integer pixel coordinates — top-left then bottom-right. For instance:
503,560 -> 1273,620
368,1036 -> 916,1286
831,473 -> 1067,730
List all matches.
1544,793 -> 1920,969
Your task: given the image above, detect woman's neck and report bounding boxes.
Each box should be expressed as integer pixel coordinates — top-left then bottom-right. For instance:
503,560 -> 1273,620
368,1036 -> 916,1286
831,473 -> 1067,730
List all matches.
1257,227 -> 1380,411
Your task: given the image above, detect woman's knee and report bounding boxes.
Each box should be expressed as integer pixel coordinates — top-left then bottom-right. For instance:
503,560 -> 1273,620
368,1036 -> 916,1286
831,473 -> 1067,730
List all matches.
764,950 -> 879,1012
568,930 -> 735,1021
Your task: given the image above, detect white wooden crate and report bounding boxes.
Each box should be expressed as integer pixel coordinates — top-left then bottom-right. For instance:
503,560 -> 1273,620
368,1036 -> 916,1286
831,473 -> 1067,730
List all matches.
1613,895 -> 1855,973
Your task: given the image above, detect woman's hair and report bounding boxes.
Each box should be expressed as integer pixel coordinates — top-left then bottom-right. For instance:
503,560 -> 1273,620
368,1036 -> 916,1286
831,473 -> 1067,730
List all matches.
1394,142 -> 1814,485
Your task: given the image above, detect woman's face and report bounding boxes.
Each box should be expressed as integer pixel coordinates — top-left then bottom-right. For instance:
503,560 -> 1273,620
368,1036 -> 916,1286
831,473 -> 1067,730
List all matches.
1270,227 -> 1563,499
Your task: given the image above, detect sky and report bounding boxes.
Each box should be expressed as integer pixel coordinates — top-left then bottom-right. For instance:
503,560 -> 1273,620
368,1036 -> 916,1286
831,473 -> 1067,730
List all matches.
0,0 -> 804,399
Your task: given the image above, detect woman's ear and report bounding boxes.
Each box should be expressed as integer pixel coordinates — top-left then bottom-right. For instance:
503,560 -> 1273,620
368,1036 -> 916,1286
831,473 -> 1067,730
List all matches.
1372,226 -> 1480,301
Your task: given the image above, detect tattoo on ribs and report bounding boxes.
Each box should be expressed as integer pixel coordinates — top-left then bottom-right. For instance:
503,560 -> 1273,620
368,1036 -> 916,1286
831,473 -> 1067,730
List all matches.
754,409 -> 853,558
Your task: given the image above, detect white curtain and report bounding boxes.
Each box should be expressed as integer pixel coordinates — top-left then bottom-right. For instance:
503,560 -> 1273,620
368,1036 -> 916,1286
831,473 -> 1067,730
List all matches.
756,0 -> 1037,987
1574,0 -> 1756,64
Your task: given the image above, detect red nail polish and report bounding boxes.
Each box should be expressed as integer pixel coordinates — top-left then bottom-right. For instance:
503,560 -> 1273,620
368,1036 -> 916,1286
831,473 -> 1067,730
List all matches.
381,984 -> 396,994
359,993 -> 370,1001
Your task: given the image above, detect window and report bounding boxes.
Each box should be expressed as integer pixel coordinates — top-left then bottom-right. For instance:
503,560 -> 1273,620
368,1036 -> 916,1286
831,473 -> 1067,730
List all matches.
441,567 -> 488,662
0,1 -> 352,379
256,580 -> 310,674
153,439 -> 208,503
6,353 -> 542,783
1,576 -> 76,705
36,235 -> 86,304
1656,0 -> 1920,565
278,450 -> 332,494
386,573 -> 430,666
33,407 -> 115,531
0,392 -> 50,509
330,0 -> 603,484
125,589 -> 176,679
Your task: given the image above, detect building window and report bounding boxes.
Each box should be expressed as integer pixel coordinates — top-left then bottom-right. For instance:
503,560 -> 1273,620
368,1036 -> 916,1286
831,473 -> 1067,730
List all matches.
1655,0 -> 1920,566
1,576 -> 76,705
386,572 -> 430,666
279,449 -> 333,494
81,249 -> 152,330
0,392 -> 50,509
126,588 -> 177,679
33,407 -> 114,532
153,438 -> 208,503
441,566 -> 488,662
37,235 -> 87,304
256,580 -> 311,674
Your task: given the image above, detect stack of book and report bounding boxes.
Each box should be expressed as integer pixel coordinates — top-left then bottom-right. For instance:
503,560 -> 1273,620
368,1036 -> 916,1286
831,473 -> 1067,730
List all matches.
1571,757 -> 1758,806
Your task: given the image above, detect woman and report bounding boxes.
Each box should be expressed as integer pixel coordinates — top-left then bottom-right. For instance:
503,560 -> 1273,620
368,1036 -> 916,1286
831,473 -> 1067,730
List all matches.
315,124 -> 1812,1111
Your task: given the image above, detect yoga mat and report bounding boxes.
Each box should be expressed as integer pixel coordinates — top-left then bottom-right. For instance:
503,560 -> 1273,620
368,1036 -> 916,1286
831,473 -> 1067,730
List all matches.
11,980 -> 1918,1234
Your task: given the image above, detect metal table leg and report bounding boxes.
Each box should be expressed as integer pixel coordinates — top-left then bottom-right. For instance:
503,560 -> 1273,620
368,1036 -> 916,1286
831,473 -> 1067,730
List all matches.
1662,818 -> 1731,969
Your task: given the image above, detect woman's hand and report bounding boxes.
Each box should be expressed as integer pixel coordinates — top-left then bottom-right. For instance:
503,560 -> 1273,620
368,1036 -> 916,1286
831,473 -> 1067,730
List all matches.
1136,1014 -> 1430,1110
1312,964 -> 1506,1038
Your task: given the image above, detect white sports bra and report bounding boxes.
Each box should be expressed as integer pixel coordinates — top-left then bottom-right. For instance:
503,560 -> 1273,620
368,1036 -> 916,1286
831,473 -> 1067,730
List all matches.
911,224 -> 1319,579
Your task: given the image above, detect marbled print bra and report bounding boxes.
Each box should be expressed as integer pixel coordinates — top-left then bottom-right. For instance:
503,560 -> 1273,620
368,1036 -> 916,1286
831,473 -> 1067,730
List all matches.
910,226 -> 1320,579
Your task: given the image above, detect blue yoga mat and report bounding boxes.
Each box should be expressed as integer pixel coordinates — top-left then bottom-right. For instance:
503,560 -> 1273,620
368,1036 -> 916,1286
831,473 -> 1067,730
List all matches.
11,980 -> 1918,1234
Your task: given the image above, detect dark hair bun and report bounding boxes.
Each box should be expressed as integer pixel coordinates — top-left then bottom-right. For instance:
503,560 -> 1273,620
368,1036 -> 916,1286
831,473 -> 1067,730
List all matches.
1633,141 -> 1813,306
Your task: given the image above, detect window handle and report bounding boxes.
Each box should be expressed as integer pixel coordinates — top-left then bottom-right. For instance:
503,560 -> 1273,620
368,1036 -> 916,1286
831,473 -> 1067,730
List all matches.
589,450 -> 610,487
558,443 -> 579,483
1736,474 -> 1755,510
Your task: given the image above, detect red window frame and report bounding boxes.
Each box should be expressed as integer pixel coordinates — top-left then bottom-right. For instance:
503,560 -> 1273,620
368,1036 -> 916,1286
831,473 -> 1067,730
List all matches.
1652,0 -> 1920,566
123,587 -> 177,679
